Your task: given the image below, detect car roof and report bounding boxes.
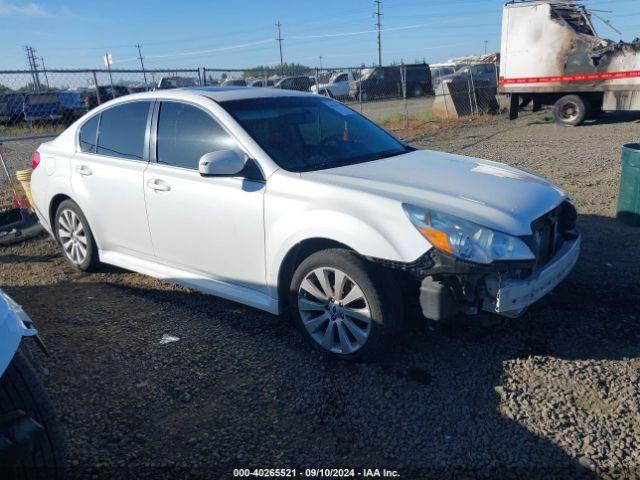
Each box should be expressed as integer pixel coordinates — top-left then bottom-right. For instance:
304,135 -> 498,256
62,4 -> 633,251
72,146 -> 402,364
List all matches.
80,86 -> 314,112
183,86 -> 311,102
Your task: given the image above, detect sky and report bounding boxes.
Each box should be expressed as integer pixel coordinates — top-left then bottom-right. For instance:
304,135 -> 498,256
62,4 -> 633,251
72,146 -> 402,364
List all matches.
0,0 -> 639,71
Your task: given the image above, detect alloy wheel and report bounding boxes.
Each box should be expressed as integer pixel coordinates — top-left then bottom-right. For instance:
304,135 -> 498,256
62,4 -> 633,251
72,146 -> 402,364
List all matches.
298,267 -> 372,355
57,209 -> 88,265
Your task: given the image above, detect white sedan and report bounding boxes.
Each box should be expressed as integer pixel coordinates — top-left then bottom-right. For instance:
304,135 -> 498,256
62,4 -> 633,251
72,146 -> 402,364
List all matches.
30,87 -> 580,361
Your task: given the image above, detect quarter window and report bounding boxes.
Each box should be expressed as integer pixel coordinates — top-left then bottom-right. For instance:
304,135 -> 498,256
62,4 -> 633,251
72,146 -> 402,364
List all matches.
79,114 -> 99,153
156,102 -> 240,170
97,101 -> 151,160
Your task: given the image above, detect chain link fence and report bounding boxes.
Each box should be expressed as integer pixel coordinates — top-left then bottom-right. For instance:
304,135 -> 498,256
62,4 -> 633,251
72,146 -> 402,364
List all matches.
0,63 -> 500,212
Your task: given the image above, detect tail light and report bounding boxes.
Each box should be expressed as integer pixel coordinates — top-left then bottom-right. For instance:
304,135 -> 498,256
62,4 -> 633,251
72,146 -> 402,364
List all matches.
31,151 -> 41,170
84,96 -> 90,107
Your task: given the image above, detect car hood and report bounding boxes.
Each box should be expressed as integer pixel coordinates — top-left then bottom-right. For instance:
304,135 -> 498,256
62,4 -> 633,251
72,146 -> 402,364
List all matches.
300,149 -> 568,236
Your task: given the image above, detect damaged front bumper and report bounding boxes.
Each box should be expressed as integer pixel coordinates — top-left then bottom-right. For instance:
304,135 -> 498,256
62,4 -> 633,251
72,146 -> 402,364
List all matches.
482,236 -> 581,317
412,235 -> 581,321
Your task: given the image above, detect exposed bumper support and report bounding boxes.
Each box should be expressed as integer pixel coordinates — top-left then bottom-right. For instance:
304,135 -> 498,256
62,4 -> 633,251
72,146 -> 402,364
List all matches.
484,236 -> 581,317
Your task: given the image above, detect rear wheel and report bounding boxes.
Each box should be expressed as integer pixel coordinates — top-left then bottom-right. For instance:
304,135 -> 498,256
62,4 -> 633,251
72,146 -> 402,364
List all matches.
553,95 -> 589,127
55,199 -> 99,271
0,346 -> 68,480
412,85 -> 424,97
290,249 -> 401,361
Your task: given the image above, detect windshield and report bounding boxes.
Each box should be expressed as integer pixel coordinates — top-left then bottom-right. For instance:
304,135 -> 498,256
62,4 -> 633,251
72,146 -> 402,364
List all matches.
221,96 -> 413,172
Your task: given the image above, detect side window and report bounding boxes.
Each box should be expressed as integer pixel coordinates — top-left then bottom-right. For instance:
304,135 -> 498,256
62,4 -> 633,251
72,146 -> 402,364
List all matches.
335,74 -> 347,83
97,101 -> 151,160
79,114 -> 99,153
156,102 -> 240,170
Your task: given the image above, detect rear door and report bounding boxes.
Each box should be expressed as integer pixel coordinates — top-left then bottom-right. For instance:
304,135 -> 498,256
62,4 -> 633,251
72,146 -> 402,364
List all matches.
70,100 -> 155,257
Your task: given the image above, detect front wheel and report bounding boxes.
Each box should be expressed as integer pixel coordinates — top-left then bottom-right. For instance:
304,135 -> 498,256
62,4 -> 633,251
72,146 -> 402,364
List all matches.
290,249 -> 401,361
553,95 -> 590,127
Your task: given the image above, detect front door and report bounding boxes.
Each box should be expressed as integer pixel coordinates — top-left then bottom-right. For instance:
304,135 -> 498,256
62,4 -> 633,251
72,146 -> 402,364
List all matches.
143,101 -> 266,293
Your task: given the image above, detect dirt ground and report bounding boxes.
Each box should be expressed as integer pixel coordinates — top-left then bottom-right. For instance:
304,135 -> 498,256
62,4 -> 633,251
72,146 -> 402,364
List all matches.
1,109 -> 640,479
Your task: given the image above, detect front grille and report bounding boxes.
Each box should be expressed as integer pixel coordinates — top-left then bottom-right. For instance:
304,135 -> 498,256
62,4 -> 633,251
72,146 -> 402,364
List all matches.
530,201 -> 576,268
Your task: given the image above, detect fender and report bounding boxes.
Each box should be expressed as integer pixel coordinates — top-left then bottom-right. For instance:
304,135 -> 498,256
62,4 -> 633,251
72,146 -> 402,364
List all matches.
0,290 -> 38,376
266,207 -> 429,299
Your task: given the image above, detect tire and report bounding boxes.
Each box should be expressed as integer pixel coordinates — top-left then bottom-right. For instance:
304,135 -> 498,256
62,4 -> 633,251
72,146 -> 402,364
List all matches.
54,199 -> 100,271
0,345 -> 68,480
412,85 -> 424,97
289,249 -> 402,362
553,95 -> 590,127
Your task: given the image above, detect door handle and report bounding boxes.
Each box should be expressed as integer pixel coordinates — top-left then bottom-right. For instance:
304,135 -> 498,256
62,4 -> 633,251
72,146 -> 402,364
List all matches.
76,165 -> 92,176
146,179 -> 171,192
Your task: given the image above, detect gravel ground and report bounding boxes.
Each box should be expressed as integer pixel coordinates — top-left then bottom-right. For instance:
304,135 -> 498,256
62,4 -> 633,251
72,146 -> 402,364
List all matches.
1,109 -> 640,479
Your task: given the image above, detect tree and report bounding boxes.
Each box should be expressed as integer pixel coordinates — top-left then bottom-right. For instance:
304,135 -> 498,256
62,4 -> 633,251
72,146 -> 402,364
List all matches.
0,84 -> 11,93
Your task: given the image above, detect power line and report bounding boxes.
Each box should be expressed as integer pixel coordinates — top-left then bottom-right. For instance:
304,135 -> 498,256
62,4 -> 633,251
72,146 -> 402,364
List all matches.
375,0 -> 383,66
276,20 -> 284,75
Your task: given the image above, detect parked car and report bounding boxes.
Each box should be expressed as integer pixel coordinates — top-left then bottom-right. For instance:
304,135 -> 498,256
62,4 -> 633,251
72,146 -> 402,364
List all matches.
23,93 -> 63,123
430,65 -> 457,90
0,97 -> 11,123
0,93 -> 25,124
127,85 -> 150,94
156,76 -> 198,90
221,78 -> 247,87
30,88 -> 580,361
249,79 -> 274,88
82,86 -> 130,110
350,63 -> 433,100
311,71 -> 358,100
55,91 -> 88,124
453,63 -> 498,87
274,76 -> 314,92
0,289 -> 67,478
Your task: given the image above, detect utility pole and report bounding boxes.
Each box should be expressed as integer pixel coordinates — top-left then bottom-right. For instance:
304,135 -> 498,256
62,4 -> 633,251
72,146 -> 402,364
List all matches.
319,55 -> 323,69
40,56 -> 50,89
136,43 -> 149,87
484,40 -> 488,55
275,21 -> 284,76
375,0 -> 383,66
24,46 -> 41,92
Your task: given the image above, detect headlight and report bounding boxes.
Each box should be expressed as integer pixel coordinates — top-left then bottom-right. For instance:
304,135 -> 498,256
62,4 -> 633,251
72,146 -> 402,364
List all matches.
403,204 -> 535,264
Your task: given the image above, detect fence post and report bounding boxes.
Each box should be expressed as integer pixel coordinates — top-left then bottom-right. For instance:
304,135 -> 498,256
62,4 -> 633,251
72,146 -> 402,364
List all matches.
469,64 -> 479,115
358,68 -> 363,113
199,68 -> 205,86
92,71 -> 102,105
401,62 -> 408,129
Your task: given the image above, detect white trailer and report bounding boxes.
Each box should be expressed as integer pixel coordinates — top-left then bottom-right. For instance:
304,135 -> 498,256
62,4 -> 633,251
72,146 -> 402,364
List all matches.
499,1 -> 640,126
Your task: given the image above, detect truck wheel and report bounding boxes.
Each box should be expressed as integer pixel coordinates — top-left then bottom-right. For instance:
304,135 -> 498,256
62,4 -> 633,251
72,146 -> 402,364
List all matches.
553,95 -> 590,127
412,85 -> 424,97
290,249 -> 402,362
55,199 -> 100,272
0,346 -> 68,480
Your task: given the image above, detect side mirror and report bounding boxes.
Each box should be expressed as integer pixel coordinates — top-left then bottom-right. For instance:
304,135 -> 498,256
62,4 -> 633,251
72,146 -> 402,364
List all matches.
198,150 -> 246,177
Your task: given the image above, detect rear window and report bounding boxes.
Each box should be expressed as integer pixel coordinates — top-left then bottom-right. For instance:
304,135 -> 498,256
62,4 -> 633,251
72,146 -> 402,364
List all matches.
26,94 -> 57,105
97,101 -> 151,160
79,115 -> 99,153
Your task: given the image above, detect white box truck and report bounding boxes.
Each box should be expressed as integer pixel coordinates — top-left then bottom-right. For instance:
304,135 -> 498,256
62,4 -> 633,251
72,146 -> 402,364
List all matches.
499,1 -> 640,126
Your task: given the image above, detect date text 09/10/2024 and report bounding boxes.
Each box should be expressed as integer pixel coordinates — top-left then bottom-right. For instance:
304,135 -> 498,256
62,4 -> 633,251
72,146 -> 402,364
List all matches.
232,468 -> 401,478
